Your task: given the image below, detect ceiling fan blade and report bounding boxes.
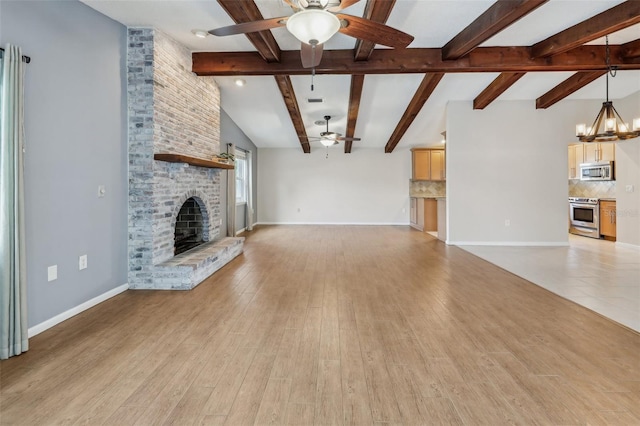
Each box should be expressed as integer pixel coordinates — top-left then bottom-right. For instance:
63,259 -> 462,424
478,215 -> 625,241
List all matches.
328,0 -> 361,12
336,14 -> 414,48
336,137 -> 361,141
300,42 -> 324,68
209,17 -> 287,36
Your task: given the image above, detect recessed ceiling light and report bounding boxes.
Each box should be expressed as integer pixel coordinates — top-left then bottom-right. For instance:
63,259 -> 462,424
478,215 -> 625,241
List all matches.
191,29 -> 209,39
234,79 -> 246,87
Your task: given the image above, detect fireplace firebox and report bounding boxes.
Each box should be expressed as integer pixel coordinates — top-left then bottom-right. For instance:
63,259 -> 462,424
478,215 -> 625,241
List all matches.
174,197 -> 206,255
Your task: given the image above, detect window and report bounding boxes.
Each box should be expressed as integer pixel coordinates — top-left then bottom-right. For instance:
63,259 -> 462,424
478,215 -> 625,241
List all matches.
235,149 -> 248,204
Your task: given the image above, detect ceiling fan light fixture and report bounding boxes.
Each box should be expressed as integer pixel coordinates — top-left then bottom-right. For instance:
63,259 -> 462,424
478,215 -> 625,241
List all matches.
320,138 -> 336,147
191,29 -> 209,38
286,9 -> 341,45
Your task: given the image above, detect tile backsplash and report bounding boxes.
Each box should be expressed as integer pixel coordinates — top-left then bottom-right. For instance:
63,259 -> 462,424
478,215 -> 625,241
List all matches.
568,180 -> 616,198
410,181 -> 446,197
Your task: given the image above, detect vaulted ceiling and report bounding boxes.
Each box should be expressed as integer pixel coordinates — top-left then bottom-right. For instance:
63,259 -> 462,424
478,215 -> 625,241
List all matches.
83,0 -> 640,152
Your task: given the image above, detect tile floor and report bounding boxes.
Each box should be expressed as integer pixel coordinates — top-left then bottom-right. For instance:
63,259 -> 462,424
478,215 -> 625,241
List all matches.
460,235 -> 640,332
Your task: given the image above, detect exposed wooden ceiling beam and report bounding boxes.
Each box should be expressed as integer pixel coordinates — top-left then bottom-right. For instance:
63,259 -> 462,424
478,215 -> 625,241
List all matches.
193,45 -> 638,76
473,72 -> 526,109
274,76 -> 310,153
442,0 -> 548,60
535,71 -> 607,109
621,38 -> 640,59
217,0 -> 281,62
531,1 -> 640,58
354,0 -> 397,61
384,73 -> 444,153
345,75 -> 365,153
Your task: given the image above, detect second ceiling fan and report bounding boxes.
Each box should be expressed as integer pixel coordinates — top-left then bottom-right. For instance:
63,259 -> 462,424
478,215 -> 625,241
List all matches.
210,0 -> 414,68
310,115 -> 361,146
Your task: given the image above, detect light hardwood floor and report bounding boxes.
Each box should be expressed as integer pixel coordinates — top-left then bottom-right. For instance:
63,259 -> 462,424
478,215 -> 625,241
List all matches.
1,225 -> 639,425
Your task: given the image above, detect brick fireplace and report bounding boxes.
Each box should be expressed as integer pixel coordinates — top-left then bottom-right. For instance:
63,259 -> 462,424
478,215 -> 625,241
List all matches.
127,28 -> 243,290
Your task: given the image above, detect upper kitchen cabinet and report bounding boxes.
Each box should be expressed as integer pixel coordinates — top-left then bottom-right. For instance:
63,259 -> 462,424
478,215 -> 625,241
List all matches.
411,148 -> 446,181
584,142 -> 615,163
568,145 -> 582,179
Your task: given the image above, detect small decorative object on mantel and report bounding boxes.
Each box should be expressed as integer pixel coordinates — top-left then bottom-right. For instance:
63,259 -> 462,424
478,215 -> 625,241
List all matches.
214,152 -> 235,164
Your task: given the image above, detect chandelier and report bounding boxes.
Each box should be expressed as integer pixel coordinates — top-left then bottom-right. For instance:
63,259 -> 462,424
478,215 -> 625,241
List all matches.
575,36 -> 640,143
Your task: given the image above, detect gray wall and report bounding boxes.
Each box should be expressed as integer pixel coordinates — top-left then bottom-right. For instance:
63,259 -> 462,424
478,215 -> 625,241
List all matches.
1,1 -> 128,327
220,109 -> 258,235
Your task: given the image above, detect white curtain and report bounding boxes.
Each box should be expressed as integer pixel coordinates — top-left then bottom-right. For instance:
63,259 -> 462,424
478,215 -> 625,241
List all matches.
0,44 -> 28,359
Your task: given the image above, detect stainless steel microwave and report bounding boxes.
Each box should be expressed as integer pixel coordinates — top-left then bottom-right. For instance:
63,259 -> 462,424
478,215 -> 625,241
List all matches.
580,161 -> 614,181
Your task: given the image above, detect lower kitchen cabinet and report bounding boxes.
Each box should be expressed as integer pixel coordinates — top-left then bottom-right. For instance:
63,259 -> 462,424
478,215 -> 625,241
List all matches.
410,198 -> 437,232
600,200 -> 616,240
410,197 -> 424,231
423,199 -> 437,232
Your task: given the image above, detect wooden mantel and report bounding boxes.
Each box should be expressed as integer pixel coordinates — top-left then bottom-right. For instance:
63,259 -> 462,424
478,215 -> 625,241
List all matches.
154,153 -> 234,169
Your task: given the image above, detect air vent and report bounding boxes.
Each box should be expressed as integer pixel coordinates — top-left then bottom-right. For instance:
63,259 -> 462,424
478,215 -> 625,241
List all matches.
307,98 -> 324,103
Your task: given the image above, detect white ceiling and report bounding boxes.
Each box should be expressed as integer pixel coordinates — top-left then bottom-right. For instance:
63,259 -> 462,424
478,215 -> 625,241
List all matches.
82,0 -> 640,150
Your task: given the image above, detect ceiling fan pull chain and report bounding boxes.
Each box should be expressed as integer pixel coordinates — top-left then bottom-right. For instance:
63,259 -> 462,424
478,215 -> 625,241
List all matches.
310,41 -> 317,91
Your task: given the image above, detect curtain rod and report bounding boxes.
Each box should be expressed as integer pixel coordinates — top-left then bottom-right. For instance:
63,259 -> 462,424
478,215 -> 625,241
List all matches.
0,47 -> 31,64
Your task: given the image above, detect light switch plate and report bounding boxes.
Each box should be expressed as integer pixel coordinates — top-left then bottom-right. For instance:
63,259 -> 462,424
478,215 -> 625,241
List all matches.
48,265 -> 57,282
98,185 -> 106,198
626,184 -> 634,193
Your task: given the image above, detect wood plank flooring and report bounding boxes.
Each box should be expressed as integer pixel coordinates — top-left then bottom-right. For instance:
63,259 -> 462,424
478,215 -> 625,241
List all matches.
1,225 -> 639,425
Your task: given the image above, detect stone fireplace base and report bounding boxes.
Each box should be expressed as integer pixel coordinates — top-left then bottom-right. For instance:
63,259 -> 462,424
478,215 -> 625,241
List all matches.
154,237 -> 244,290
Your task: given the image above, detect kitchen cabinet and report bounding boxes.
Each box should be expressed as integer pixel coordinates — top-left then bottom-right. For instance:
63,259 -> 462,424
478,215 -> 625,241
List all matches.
410,197 -> 424,231
423,199 -> 438,232
411,148 -> 445,181
568,145 -> 582,179
584,142 -> 615,163
430,150 -> 446,181
412,150 -> 431,181
410,197 -> 437,232
600,200 -> 616,240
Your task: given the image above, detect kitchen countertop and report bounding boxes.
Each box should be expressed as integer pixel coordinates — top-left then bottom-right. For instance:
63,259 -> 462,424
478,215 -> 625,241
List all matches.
410,195 -> 446,199
599,198 -> 616,201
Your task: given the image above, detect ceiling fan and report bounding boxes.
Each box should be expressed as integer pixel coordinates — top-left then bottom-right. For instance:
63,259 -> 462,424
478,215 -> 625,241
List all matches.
309,115 -> 361,146
209,0 -> 414,68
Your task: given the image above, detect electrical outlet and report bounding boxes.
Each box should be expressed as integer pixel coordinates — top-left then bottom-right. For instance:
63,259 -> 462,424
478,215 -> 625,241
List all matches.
297,208 -> 301,213
505,219 -> 510,227
79,255 -> 88,270
48,265 -> 57,282
402,208 -> 406,213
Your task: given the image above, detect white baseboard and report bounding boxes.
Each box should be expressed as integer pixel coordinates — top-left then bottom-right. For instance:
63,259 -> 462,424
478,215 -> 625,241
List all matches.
28,283 -> 129,338
615,241 -> 640,251
452,241 -> 569,247
254,222 -> 410,226
235,227 -> 246,235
